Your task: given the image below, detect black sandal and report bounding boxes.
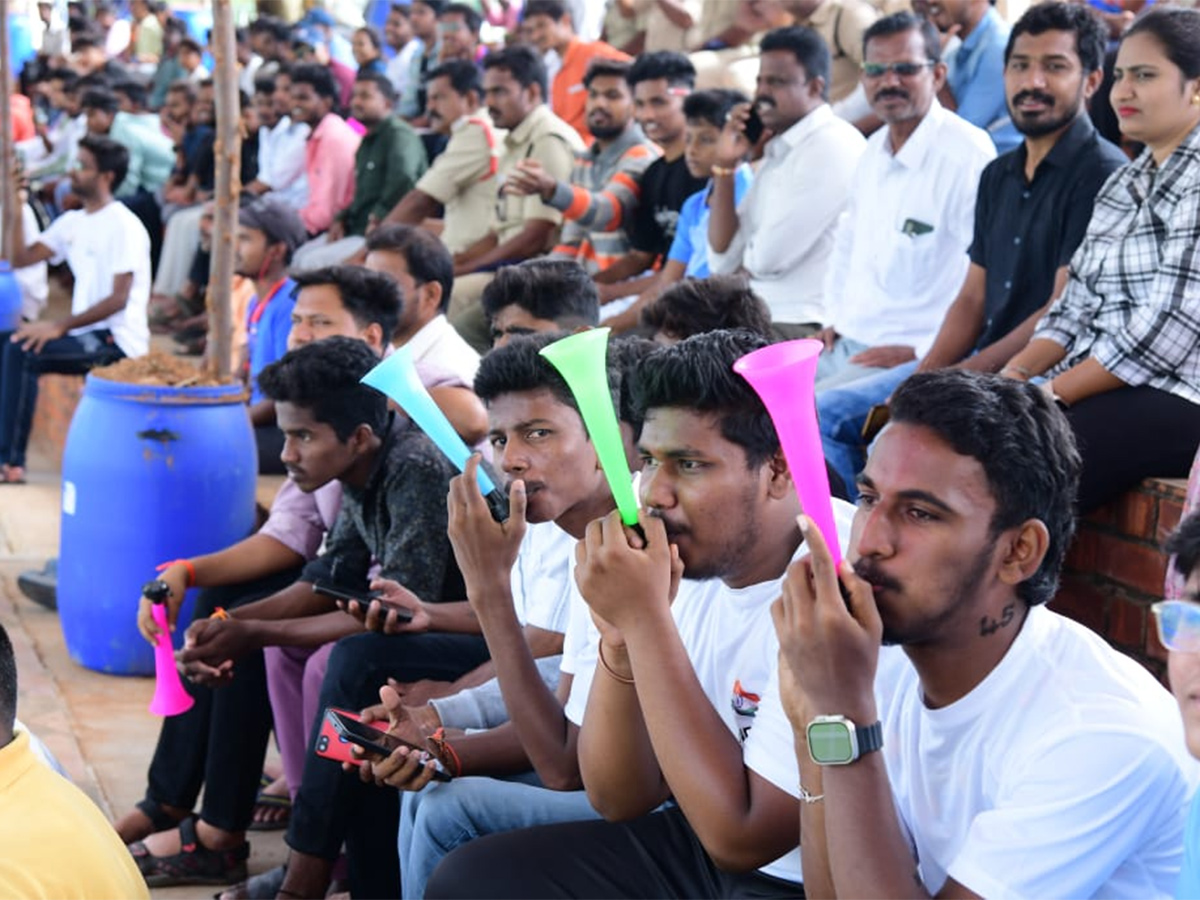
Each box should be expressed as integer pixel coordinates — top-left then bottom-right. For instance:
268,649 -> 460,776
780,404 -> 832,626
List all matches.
135,797 -> 189,834
129,816 -> 250,887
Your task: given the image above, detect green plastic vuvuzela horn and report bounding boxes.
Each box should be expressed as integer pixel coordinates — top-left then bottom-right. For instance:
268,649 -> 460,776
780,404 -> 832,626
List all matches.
539,328 -> 640,527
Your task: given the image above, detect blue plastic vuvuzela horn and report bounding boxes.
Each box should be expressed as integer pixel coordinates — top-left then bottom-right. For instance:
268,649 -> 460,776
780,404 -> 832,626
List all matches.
539,328 -> 640,528
361,347 -> 509,521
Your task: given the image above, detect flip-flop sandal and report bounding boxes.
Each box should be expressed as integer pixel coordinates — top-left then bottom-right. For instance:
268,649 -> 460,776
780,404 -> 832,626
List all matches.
213,863 -> 286,900
130,815 -> 250,887
247,790 -> 291,831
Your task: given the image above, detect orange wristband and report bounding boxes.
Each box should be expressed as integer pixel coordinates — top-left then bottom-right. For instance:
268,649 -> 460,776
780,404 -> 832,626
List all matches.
157,559 -> 196,587
210,607 -> 230,621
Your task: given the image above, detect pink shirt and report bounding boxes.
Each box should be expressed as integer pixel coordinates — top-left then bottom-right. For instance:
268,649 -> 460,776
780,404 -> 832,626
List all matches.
300,113 -> 361,234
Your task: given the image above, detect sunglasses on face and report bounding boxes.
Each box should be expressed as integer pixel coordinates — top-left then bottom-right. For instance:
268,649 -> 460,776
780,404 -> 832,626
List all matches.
862,61 -> 935,79
1152,600 -> 1200,653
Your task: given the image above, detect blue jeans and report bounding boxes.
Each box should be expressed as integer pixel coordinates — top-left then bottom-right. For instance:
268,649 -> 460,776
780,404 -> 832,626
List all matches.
399,773 -> 600,899
0,329 -> 124,468
817,360 -> 919,497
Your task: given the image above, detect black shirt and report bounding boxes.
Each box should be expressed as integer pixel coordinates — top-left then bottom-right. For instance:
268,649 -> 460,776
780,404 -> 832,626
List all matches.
629,153 -> 707,257
969,113 -> 1128,350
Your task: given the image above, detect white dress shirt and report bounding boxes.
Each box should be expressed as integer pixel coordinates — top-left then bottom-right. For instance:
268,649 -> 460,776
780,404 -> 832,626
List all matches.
256,115 -> 311,210
405,314 -> 482,388
826,101 -> 995,354
708,104 -> 866,325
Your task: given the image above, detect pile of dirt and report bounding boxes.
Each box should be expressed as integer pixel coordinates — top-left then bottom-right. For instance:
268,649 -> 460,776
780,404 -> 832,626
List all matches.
91,352 -> 234,387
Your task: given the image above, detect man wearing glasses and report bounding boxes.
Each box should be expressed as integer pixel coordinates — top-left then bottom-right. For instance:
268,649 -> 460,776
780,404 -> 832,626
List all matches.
809,11 -> 995,393
1158,512 -> 1200,896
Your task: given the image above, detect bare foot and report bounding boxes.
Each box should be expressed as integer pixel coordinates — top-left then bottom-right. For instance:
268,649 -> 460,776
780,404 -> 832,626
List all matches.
113,802 -> 190,844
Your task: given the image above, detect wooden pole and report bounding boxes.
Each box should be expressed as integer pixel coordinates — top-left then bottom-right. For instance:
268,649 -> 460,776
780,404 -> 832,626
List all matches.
206,0 -> 240,379
0,0 -> 13,261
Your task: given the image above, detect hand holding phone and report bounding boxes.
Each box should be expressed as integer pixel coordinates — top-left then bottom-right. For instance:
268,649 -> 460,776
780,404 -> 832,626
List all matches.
325,708 -> 452,782
314,580 -> 416,625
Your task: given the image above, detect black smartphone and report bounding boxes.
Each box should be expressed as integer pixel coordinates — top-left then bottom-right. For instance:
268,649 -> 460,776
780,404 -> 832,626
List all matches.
743,105 -> 765,145
312,581 -> 415,624
325,708 -> 452,781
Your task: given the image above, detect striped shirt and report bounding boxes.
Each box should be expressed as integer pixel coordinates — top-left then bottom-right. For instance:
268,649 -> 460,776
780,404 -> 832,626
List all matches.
1036,122 -> 1200,405
547,126 -> 659,274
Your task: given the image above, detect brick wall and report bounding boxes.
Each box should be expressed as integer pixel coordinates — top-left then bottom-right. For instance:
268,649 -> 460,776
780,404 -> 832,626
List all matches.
1049,478 -> 1188,682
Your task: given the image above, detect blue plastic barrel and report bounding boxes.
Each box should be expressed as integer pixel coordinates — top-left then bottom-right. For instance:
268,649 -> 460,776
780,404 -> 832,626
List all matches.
58,374 -> 258,675
0,262 -> 21,331
9,14 -> 36,73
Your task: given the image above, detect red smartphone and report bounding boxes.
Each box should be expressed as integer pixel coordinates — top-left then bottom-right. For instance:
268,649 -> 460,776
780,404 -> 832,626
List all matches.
314,707 -> 390,764
325,708 -> 452,782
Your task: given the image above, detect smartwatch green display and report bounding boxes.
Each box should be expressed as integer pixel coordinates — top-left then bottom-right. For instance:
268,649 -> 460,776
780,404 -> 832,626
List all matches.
806,715 -> 884,765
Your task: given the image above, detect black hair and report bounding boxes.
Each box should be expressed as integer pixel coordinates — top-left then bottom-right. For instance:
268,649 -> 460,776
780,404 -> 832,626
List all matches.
71,32 -> 101,50
236,25 -> 249,43
250,16 -> 293,45
355,69 -> 398,104
633,329 -> 780,468
474,332 -> 580,414
197,77 -> 216,92
257,336 -> 388,441
443,2 -> 482,34
389,2 -> 411,17
113,79 -> 148,110
290,62 -> 340,103
480,260 -> 600,329
1004,2 -> 1106,73
166,78 -> 197,102
1124,6 -> 1200,81
523,0 -> 568,22
610,336 -> 658,437
641,275 -> 773,342
46,67 -> 79,90
355,24 -> 383,50
426,59 -> 482,97
178,37 -> 203,56
414,0 -> 449,13
482,45 -> 548,102
584,57 -> 632,89
682,87 -> 748,127
80,87 -> 120,115
1168,512 -> 1200,580
254,73 -> 276,95
888,370 -> 1080,607
364,224 -> 456,314
864,11 -> 942,64
760,26 -> 831,100
77,134 -> 129,191
0,623 -> 14,733
626,50 -> 695,90
239,89 -> 254,111
289,265 -> 403,345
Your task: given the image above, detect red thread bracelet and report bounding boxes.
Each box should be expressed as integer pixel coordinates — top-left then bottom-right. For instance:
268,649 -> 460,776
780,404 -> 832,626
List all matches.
157,559 -> 196,587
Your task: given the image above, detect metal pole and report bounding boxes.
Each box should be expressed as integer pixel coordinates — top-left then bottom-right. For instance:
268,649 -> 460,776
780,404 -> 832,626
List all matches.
0,0 -> 13,261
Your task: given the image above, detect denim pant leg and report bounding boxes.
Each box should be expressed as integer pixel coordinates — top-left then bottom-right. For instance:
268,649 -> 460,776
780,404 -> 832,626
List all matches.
817,361 -> 918,497
0,331 -> 123,467
400,774 -> 601,900
429,656 -> 563,732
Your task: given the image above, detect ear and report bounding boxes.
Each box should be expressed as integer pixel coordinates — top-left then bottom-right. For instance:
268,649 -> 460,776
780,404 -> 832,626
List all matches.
363,321 -> 385,351
1082,66 -> 1104,101
421,281 -> 443,317
765,449 -> 793,500
996,518 -> 1050,590
932,60 -> 949,92
349,422 -> 376,453
808,74 -> 827,101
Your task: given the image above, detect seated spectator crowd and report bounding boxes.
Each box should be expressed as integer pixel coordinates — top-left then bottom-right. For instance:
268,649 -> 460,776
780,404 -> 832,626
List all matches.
4,0 -> 1200,898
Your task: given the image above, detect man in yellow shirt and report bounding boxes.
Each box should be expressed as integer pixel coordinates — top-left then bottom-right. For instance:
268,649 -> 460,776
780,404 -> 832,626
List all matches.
0,623 -> 150,899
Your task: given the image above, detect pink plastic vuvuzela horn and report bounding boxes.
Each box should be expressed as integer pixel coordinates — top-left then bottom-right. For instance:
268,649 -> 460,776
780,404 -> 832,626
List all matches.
733,339 -> 842,566
149,603 -> 194,716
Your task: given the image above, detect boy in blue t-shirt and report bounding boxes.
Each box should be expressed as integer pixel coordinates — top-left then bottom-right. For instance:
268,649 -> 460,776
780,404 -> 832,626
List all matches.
631,89 -> 753,320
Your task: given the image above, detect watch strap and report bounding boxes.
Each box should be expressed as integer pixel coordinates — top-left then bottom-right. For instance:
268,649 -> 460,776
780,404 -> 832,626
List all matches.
856,720 -> 883,756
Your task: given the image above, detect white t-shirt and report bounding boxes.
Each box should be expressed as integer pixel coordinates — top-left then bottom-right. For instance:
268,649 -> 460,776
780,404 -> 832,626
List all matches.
38,201 -> 151,358
510,520 -> 576,635
565,498 -> 858,885
752,605 -> 1198,898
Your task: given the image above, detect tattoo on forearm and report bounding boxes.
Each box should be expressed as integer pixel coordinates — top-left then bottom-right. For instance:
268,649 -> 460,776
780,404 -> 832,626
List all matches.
979,604 -> 1016,636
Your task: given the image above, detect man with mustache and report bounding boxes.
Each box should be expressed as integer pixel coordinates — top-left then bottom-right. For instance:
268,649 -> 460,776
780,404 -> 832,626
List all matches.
505,57 -> 659,277
811,12 -> 995,392
708,25 -> 866,338
773,369 -> 1195,897
815,1 -> 1128,494
379,60 -> 500,257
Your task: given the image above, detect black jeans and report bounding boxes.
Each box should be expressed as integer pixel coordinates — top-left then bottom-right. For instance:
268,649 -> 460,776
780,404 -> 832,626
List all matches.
426,805 -> 806,899
286,630 -> 490,899
1067,385 -> 1200,514
143,567 -> 301,832
0,329 -> 124,468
